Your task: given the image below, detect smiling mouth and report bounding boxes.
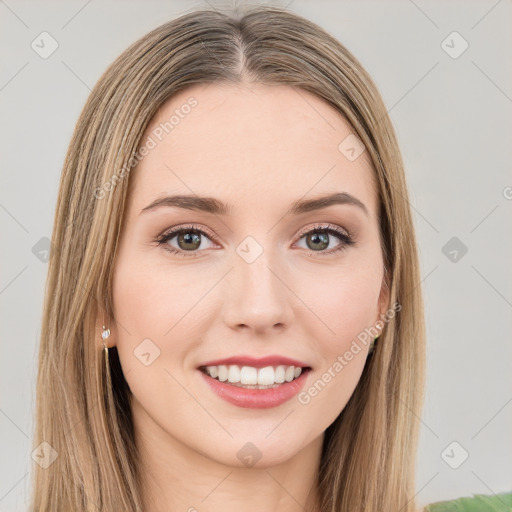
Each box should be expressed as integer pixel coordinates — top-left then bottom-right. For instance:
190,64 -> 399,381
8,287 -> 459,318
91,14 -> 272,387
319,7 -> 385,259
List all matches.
198,364 -> 312,389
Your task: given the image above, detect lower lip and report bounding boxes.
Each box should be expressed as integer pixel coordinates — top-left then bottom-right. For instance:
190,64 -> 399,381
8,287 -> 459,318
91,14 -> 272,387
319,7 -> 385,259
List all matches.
198,368 -> 311,409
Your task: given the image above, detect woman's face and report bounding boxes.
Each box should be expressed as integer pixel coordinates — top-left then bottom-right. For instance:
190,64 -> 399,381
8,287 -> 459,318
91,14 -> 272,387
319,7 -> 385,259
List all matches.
111,82 -> 389,468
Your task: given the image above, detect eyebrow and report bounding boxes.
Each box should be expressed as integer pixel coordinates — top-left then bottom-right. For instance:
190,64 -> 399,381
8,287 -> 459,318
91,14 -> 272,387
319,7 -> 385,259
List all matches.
139,192 -> 369,217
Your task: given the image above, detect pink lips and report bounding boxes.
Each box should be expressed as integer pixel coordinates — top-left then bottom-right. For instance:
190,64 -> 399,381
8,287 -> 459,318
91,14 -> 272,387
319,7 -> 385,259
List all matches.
197,355 -> 310,369
198,367 -> 311,409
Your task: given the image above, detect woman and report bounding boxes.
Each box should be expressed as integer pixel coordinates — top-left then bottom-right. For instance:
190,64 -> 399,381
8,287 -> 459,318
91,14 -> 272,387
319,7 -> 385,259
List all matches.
29,4 -> 508,511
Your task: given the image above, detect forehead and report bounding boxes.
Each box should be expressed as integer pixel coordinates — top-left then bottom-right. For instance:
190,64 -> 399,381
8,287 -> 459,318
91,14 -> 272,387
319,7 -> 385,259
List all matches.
128,83 -> 377,219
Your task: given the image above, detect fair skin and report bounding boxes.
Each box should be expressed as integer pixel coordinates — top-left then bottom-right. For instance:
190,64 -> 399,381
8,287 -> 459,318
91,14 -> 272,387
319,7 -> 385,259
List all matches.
103,82 -> 389,512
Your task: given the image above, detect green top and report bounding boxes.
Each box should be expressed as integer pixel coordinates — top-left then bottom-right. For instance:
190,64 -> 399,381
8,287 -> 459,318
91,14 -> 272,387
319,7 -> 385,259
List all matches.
425,492 -> 512,511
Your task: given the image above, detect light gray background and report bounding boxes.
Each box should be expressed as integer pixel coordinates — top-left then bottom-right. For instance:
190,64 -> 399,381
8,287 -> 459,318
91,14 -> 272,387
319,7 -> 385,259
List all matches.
1,0 -> 511,509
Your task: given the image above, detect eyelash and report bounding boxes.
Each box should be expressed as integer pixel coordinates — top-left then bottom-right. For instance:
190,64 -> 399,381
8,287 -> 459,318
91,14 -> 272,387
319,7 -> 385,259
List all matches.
155,223 -> 355,258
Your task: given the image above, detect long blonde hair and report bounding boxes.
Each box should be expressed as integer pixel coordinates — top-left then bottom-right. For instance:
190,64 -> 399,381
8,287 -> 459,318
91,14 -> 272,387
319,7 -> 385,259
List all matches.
30,5 -> 426,511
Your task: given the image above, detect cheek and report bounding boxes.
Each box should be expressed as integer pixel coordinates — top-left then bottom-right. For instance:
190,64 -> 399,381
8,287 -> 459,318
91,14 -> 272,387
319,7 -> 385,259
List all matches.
295,271 -> 378,427
112,248 -> 219,386
113,252 -> 200,339
299,262 -> 382,348
111,254 -> 203,416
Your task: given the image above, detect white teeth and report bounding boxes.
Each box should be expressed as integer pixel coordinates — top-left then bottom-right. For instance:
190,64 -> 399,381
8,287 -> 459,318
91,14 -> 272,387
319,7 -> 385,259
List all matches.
227,365 -> 240,383
240,366 -> 258,385
203,364 -> 305,386
217,365 -> 228,382
257,366 -> 275,386
274,365 -> 286,383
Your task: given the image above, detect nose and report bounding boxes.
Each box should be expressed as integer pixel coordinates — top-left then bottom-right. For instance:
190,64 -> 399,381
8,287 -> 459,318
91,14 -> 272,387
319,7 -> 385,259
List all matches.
221,249 -> 293,335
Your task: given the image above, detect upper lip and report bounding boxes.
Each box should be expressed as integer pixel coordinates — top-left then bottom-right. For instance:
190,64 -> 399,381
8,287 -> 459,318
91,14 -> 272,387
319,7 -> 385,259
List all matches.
197,355 -> 311,369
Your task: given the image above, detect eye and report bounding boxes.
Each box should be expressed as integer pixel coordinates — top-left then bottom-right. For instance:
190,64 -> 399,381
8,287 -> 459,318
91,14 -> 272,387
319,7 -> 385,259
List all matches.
155,224 -> 217,257
295,224 -> 355,255
155,223 -> 355,258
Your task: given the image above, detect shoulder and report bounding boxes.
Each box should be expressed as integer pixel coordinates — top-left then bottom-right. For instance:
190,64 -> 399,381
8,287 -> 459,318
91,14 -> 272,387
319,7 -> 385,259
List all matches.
423,491 -> 512,512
